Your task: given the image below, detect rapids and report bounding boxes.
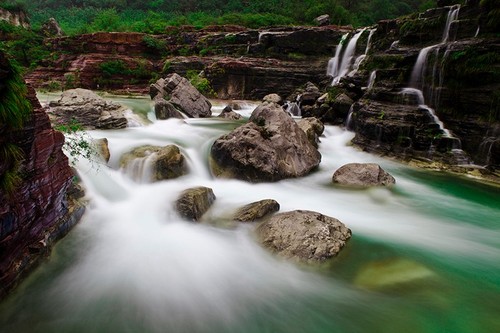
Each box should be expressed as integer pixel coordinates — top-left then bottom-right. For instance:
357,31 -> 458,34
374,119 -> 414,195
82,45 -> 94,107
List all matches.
1,95 -> 499,333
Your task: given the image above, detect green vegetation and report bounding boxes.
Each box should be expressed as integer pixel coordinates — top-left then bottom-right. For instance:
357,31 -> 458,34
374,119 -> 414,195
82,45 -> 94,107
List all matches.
0,58 -> 31,195
186,70 -> 216,97
1,0 -> 438,35
54,120 -> 99,166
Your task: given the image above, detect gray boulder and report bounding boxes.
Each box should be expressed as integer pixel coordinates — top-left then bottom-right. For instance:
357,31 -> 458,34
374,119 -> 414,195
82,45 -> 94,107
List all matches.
120,145 -> 188,182
175,186 -> 216,221
210,102 -> 321,182
315,14 -> 330,26
256,210 -> 351,263
40,17 -> 64,37
155,99 -> 185,119
48,88 -> 135,130
95,138 -> 110,163
218,105 -> 242,120
262,93 -> 283,105
297,117 -> 324,148
332,163 -> 396,187
150,73 -> 212,118
233,199 -> 280,222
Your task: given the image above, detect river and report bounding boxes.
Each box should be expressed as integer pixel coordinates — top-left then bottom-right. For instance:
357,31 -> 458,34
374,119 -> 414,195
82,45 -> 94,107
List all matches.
1,94 -> 499,333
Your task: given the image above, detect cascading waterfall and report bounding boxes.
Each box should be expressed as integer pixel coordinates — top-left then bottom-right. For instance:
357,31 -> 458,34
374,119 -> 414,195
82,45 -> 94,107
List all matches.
121,152 -> 158,183
367,70 -> 377,90
328,29 -> 366,85
406,5 -> 461,140
349,28 -> 376,76
327,33 -> 348,78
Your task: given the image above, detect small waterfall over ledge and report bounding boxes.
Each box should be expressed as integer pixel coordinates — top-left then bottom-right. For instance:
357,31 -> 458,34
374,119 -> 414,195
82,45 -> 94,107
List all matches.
327,28 -> 376,86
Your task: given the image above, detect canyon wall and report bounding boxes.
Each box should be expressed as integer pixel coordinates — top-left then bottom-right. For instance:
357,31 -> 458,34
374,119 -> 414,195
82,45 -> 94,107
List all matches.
0,51 -> 85,299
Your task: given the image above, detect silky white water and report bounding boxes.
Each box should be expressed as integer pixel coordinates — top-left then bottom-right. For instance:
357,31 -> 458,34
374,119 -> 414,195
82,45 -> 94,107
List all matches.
1,95 -> 499,333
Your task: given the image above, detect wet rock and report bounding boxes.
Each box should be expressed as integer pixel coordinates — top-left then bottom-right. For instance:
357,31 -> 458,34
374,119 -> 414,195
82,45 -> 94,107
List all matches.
48,88 -> 133,130
210,102 -> 321,182
256,210 -> 351,263
233,199 -> 280,222
155,99 -> 184,120
95,138 -> 110,163
297,117 -> 325,148
218,105 -> 243,120
175,186 -> 216,221
120,145 -> 188,182
150,73 -> 212,118
332,163 -> 396,187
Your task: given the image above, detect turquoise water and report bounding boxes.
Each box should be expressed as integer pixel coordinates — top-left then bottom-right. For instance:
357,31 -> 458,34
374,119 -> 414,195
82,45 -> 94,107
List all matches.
1,97 -> 499,333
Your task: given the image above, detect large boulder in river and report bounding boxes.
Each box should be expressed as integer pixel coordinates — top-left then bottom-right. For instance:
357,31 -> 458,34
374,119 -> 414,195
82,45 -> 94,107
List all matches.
256,210 -> 351,263
155,99 -> 185,120
48,88 -> 138,129
233,199 -> 280,222
297,117 -> 324,148
120,145 -> 188,182
210,102 -> 321,182
332,163 -> 396,187
218,105 -> 242,120
175,186 -> 216,221
150,73 -> 212,118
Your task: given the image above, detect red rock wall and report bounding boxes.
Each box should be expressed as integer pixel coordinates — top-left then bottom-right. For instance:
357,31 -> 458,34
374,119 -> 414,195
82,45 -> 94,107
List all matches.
0,53 -> 81,298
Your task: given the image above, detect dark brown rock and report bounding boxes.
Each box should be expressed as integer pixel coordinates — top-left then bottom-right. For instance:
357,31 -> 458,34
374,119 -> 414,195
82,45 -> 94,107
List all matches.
233,199 -> 280,222
297,117 -> 325,148
218,105 -> 243,120
256,210 -> 351,263
175,186 -> 216,221
155,99 -> 185,119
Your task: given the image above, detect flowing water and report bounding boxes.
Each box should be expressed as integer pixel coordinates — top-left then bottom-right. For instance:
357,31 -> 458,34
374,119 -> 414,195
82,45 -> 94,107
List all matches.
1,96 -> 500,333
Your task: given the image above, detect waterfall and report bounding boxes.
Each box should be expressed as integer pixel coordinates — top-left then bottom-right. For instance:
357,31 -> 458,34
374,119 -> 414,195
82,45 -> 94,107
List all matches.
285,101 -> 301,117
405,5 -> 461,141
349,28 -> 377,76
400,88 -> 451,137
327,33 -> 348,78
474,26 -> 480,37
442,5 -> 460,43
367,70 -> 377,90
328,29 -> 366,85
121,152 -> 158,183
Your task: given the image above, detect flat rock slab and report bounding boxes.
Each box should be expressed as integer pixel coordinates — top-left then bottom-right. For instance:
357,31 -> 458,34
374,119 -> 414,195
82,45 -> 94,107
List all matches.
233,199 -> 280,222
256,210 -> 351,263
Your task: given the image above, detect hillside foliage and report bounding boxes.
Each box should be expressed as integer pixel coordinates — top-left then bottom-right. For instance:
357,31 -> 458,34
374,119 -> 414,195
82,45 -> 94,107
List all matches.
1,0 -> 439,34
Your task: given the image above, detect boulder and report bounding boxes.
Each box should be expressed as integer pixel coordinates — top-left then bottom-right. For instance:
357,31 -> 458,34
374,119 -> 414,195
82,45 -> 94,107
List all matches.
233,199 -> 280,222
95,138 -> 110,163
315,14 -> 331,26
40,18 -> 64,37
210,102 -> 321,182
256,210 -> 351,263
155,99 -> 185,120
149,73 -> 212,118
332,163 -> 396,187
218,105 -> 243,120
298,82 -> 321,106
48,89 -> 134,130
120,145 -> 188,182
297,117 -> 325,148
175,186 -> 216,221
262,93 -> 283,105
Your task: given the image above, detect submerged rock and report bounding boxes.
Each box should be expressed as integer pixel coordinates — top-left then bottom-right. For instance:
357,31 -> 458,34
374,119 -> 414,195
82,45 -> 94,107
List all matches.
175,186 -> 216,221
256,210 -> 351,263
120,145 -> 188,182
210,102 -> 321,182
332,163 -> 396,187
218,105 -> 243,120
233,199 -> 280,222
150,73 -> 212,118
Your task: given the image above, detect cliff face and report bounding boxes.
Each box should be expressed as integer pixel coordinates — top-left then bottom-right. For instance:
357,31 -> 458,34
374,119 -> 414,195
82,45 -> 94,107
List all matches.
0,8 -> 30,29
0,51 -> 85,299
25,27 -> 345,98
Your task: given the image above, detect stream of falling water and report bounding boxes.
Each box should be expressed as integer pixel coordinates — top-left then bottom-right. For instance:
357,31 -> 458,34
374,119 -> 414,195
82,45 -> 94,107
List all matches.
0,96 -> 499,333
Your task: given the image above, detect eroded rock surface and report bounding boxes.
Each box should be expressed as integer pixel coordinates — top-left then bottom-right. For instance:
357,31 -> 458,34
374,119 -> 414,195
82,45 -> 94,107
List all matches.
233,199 -> 280,222
175,186 -> 216,221
332,163 -> 396,187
